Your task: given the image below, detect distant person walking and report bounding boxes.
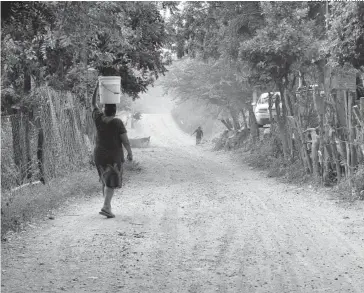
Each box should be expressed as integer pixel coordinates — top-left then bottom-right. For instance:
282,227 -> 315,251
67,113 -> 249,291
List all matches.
192,126 -> 203,145
91,82 -> 133,218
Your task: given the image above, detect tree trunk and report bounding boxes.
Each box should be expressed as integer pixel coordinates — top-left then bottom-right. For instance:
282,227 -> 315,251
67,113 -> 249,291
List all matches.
248,106 -> 259,142
230,107 -> 240,130
220,119 -> 233,131
24,114 -> 32,180
227,119 -> 234,130
36,115 -> 45,184
276,85 -> 290,159
232,114 -> 240,130
268,93 -> 274,123
241,109 -> 248,129
282,85 -> 294,117
65,108 -> 76,162
330,132 -> 342,183
345,91 -> 357,180
24,67 -> 33,179
10,109 -> 22,184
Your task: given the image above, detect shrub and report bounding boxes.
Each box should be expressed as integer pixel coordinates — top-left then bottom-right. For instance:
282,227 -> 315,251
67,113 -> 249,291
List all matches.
335,164 -> 364,200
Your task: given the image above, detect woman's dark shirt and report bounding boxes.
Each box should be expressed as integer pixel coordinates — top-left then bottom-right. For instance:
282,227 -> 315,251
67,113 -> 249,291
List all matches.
92,108 -> 127,163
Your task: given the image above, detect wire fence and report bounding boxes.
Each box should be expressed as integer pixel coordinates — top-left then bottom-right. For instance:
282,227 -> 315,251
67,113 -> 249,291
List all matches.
1,87 -> 95,192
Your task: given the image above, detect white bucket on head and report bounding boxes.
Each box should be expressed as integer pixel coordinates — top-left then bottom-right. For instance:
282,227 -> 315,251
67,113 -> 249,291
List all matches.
98,76 -> 121,104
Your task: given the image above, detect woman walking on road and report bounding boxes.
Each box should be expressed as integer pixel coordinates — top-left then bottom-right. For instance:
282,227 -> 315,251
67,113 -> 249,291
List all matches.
91,82 -> 133,218
192,126 -> 203,145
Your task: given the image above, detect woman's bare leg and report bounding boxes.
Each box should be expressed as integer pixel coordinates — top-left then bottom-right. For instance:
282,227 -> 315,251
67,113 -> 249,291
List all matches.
102,186 -> 114,214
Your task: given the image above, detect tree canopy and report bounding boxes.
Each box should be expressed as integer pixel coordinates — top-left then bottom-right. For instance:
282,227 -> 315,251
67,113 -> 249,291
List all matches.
2,1 -> 363,114
325,2 -> 364,69
165,1 -> 363,110
1,1 -> 172,113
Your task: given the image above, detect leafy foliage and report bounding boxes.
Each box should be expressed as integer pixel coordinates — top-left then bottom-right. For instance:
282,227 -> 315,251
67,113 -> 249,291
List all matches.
326,2 -> 364,69
1,1 -> 170,113
167,1 -> 364,183
161,58 -> 250,110
239,2 -> 316,85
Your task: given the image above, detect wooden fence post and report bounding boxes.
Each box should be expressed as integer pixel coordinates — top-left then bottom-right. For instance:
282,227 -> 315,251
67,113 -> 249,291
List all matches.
344,90 -> 351,178
330,131 -> 342,183
313,88 -> 325,182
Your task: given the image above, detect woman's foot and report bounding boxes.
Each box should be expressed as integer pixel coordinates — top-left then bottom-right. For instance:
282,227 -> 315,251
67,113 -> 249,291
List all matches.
99,208 -> 115,218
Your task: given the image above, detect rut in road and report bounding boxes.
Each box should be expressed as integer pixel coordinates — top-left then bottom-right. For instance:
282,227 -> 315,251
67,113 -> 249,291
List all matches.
2,114 -> 364,293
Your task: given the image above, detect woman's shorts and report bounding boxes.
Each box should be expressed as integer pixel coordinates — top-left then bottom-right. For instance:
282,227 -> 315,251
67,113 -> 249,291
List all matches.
97,163 -> 123,188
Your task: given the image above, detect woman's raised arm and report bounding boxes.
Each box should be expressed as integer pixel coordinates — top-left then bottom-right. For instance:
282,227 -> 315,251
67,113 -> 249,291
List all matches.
92,82 -> 99,110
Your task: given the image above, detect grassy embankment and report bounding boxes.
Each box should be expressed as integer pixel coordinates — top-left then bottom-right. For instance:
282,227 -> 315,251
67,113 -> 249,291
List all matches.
1,162 -> 142,240
235,132 -> 364,201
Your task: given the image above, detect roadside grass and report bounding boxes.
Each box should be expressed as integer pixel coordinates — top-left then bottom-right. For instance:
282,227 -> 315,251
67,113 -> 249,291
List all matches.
233,134 -> 311,184
1,160 -> 143,239
238,147 -> 313,185
335,165 -> 364,201
211,129 -> 313,190
1,169 -> 99,239
230,135 -> 363,200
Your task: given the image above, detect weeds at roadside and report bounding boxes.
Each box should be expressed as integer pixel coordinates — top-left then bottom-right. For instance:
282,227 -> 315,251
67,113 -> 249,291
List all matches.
1,170 -> 99,239
244,149 -> 311,184
226,131 -> 363,199
1,159 -> 143,240
229,132 -> 315,186
334,165 -> 364,201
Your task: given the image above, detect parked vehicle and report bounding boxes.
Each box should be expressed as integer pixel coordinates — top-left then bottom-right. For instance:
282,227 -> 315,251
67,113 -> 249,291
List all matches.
252,92 -> 281,127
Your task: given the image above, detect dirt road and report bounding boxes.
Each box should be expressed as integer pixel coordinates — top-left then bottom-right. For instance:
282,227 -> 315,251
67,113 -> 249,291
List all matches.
2,114 -> 364,293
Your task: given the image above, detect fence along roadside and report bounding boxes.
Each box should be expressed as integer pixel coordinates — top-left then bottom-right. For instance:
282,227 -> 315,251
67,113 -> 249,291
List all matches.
1,87 -> 95,192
